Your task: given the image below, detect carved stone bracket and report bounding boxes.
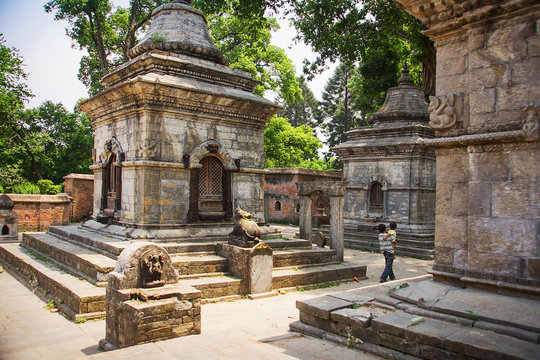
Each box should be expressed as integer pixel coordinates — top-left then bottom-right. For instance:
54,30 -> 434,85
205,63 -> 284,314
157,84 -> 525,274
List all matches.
99,137 -> 125,165
136,140 -> 158,160
428,93 -> 457,131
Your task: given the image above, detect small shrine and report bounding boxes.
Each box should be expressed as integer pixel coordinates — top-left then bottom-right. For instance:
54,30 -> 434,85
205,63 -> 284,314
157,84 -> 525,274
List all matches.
0,194 -> 19,243
79,0 -> 282,236
333,65 -> 436,257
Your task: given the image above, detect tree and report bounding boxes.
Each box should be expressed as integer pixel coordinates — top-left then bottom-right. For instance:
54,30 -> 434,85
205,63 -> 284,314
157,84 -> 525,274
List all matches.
0,34 -> 43,184
317,63 -> 362,154
291,0 -> 435,95
45,0 -> 301,102
278,77 -> 319,127
264,116 -> 331,170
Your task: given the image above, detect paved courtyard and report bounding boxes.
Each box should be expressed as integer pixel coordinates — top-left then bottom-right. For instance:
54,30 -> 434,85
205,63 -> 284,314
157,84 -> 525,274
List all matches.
0,227 -> 432,360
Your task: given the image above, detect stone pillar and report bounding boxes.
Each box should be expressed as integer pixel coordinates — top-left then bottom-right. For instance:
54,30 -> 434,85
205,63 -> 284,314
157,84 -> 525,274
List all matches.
298,195 -> 312,244
0,194 -> 19,243
297,182 -> 348,260
396,0 -> 540,288
329,196 -> 345,262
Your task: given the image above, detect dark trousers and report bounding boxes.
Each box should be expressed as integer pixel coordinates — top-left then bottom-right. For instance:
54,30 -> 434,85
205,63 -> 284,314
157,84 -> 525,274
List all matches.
381,251 -> 395,281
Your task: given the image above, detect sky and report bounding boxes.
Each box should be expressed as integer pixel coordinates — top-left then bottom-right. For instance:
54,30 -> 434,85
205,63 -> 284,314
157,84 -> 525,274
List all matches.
0,0 -> 336,111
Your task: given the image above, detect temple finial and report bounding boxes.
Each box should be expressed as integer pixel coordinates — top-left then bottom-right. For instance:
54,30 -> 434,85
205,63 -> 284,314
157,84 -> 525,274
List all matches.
398,62 -> 414,86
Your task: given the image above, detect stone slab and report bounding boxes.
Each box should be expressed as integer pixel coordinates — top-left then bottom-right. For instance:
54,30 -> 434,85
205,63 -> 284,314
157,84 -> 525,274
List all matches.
445,328 -> 540,360
330,308 -> 372,327
390,279 -> 453,307
432,288 -> 540,333
328,292 -> 375,304
296,296 -> 352,320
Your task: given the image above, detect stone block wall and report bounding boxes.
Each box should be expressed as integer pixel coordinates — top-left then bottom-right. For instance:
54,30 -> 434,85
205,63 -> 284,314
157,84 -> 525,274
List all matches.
8,194 -> 71,232
64,173 -> 94,220
397,0 -> 540,286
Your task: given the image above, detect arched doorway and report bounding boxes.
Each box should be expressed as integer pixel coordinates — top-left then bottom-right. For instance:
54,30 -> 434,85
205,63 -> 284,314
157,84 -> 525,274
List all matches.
101,153 -> 122,216
2,225 -> 9,235
192,156 -> 232,221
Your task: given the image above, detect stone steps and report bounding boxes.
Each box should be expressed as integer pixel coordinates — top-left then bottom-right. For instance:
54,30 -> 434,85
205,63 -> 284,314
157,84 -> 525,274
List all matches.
272,247 -> 337,267
22,232 -> 116,286
171,254 -> 229,276
316,226 -> 434,260
271,262 -> 367,289
292,278 -> 540,360
0,243 -> 105,320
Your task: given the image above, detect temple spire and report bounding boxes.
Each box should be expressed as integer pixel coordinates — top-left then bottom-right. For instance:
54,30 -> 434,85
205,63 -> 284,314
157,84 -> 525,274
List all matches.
398,62 -> 414,86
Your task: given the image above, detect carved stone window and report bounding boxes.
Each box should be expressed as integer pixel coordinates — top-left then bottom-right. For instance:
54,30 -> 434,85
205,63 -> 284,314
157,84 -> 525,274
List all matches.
370,182 -> 384,212
275,201 -> 281,212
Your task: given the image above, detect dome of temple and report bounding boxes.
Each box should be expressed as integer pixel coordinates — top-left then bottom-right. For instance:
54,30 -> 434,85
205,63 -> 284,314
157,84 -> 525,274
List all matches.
129,0 -> 228,65
0,194 -> 14,211
369,64 -> 429,127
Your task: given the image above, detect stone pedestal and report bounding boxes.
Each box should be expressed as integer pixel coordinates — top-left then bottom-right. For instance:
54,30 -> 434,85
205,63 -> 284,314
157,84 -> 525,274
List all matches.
103,242 -> 201,349
217,243 -> 273,294
0,194 -> 19,243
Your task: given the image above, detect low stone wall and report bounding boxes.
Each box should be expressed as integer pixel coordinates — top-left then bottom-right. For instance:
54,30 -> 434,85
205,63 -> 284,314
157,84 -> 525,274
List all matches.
264,168 -> 343,224
64,173 -> 94,220
7,194 -> 71,232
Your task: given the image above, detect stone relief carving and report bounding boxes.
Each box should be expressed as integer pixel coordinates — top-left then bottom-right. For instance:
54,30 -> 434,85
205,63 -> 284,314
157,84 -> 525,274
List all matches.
361,175 -> 389,191
189,140 -> 236,170
522,105 -> 539,140
99,137 -> 124,164
428,94 -> 457,131
141,254 -> 164,288
137,140 -> 158,159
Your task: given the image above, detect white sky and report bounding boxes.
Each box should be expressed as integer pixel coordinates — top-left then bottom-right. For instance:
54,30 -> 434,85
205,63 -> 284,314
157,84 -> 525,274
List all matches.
0,0 -> 335,111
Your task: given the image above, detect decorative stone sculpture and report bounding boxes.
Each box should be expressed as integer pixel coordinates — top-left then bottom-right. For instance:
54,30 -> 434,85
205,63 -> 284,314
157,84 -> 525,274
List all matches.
428,93 -> 457,131
102,242 -> 201,349
228,209 -> 262,248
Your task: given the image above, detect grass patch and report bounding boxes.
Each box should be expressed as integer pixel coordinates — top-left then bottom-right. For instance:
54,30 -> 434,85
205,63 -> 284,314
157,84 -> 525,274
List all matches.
45,298 -> 55,310
24,249 -> 61,270
76,317 -> 87,324
297,281 -> 339,292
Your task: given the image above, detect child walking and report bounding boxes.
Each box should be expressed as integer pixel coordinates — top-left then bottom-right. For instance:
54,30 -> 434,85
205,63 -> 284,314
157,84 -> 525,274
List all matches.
378,223 -> 396,283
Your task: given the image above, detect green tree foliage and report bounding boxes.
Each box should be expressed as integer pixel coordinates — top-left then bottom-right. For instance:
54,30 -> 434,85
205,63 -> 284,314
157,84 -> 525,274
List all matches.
0,37 -> 93,188
318,64 -> 362,153
264,116 -> 331,170
278,77 -> 319,127
45,0 -> 301,102
291,0 -> 435,95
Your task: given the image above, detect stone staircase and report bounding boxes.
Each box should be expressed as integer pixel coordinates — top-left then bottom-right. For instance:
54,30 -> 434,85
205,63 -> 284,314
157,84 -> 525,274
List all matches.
291,277 -> 540,360
0,224 -> 367,321
316,225 -> 434,259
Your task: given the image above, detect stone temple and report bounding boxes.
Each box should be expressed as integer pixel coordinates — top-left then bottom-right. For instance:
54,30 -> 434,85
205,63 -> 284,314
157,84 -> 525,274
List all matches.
79,0 -> 282,236
0,0 -> 367,326
334,65 -> 436,259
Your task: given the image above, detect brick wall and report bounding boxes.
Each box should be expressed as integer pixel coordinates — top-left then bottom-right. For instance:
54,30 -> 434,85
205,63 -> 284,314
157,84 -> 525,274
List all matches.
264,168 -> 343,224
64,173 -> 94,220
8,194 -> 71,232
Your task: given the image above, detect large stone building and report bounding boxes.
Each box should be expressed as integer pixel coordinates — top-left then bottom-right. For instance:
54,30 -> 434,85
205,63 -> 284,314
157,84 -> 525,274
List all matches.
333,67 -> 436,259
397,0 -> 540,288
79,0 -> 281,234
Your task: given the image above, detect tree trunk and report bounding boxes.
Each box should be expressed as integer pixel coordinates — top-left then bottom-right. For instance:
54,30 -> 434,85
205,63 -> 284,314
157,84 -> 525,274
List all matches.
87,10 -> 110,76
422,41 -> 436,96
124,0 -> 140,60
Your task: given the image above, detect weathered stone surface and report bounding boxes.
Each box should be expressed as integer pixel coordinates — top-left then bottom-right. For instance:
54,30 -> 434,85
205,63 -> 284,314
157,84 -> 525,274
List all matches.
390,280 -> 452,308
329,292 -> 375,304
296,296 -> 352,320
330,308 -> 372,328
248,243 -> 272,294
432,288 -> 540,333
446,328 -> 540,360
